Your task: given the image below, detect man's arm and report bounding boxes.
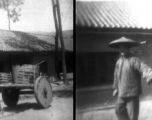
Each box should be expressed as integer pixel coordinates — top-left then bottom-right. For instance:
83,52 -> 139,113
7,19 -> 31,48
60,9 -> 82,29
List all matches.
135,57 -> 152,84
140,62 -> 152,84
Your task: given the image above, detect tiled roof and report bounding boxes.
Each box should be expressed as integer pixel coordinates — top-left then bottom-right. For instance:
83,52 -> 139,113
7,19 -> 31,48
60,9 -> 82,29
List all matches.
76,1 -> 152,29
0,30 -> 73,52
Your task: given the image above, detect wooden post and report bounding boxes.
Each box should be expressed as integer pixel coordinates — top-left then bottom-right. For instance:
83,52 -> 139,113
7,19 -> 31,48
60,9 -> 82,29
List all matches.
51,0 -> 60,80
56,0 -> 68,84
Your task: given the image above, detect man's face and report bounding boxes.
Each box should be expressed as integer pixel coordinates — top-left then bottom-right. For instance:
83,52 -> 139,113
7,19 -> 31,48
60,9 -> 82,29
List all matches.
119,45 -> 130,55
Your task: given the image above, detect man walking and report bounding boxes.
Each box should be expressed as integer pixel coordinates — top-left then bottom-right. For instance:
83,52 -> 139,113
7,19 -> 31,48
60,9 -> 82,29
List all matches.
109,37 -> 152,120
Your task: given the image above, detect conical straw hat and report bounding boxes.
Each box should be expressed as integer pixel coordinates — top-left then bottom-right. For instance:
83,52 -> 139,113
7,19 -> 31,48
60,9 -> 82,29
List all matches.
109,37 -> 139,48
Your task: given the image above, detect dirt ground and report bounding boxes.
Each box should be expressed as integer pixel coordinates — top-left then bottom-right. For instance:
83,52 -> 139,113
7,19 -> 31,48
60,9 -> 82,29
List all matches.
77,100 -> 152,120
0,80 -> 73,120
76,87 -> 152,120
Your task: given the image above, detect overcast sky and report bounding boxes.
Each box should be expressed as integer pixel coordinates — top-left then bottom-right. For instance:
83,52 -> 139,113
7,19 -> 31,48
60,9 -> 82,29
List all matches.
0,0 -> 73,32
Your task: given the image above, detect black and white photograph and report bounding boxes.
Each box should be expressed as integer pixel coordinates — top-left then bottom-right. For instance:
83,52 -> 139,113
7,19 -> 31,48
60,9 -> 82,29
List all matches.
76,0 -> 152,120
0,0 -> 73,120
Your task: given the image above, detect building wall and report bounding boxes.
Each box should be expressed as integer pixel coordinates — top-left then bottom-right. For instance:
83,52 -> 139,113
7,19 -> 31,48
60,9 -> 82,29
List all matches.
0,52 -> 72,78
0,52 -> 56,77
57,52 -> 73,73
0,54 -> 11,73
76,32 -> 117,52
76,52 -> 118,88
33,53 -> 55,76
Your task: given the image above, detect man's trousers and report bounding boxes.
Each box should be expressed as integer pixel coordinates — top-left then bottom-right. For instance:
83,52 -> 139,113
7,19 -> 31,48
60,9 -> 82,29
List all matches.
115,96 -> 139,120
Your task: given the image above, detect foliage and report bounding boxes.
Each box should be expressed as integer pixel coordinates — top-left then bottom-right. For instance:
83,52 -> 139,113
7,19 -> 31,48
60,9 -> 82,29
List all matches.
0,0 -> 24,23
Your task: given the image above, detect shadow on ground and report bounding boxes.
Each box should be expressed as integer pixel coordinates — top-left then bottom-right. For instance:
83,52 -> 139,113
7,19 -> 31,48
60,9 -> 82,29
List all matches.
53,90 -> 73,98
19,95 -> 35,100
2,102 -> 51,114
1,90 -> 73,114
4,102 -> 46,111
0,102 -> 51,118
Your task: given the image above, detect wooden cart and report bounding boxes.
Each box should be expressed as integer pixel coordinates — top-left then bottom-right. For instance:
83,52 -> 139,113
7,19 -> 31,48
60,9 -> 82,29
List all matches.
0,62 -> 52,108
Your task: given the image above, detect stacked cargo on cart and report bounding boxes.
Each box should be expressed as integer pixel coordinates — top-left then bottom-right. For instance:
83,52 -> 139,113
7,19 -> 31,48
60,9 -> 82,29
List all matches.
0,62 -> 52,108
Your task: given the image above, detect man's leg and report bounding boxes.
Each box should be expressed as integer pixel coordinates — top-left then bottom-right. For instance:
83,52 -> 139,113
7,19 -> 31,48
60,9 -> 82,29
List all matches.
115,97 -> 129,120
127,96 -> 139,120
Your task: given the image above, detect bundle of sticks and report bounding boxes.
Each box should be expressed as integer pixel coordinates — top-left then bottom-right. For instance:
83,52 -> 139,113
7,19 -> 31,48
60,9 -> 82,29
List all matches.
0,73 -> 12,83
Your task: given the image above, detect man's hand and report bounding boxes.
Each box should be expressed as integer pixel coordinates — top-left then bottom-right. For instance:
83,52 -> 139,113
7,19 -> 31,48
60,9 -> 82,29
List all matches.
113,89 -> 118,97
148,79 -> 152,85
147,77 -> 152,85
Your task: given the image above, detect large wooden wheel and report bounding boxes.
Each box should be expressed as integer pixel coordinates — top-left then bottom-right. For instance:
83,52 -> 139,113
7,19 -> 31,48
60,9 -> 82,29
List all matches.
34,76 -> 53,108
2,88 -> 19,108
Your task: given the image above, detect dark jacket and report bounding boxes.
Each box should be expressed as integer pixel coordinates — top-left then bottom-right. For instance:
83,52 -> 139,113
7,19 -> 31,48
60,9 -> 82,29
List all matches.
113,53 -> 152,97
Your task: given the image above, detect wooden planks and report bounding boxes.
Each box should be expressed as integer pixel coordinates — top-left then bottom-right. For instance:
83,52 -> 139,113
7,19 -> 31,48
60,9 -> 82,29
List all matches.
0,83 -> 34,89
